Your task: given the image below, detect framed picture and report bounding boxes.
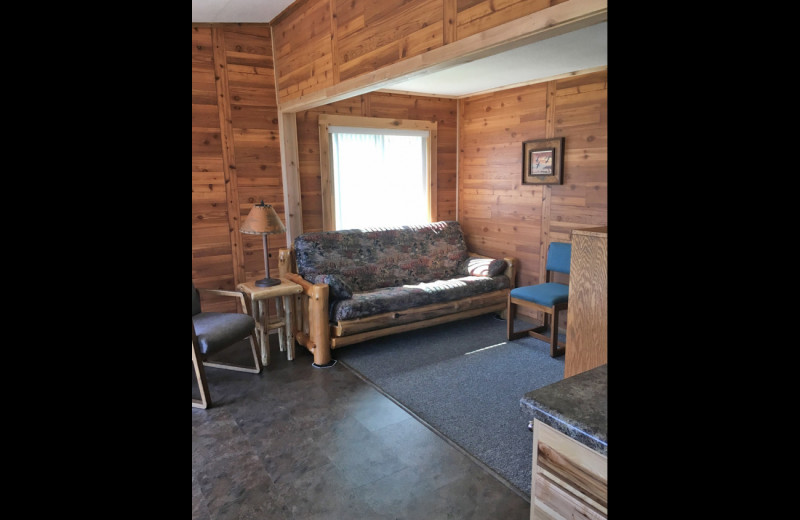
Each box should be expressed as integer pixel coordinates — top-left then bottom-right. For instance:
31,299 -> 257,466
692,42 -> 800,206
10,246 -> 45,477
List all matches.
522,137 -> 564,185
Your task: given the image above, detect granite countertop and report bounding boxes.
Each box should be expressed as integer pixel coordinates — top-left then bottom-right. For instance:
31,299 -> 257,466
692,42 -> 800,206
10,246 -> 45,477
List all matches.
520,364 -> 607,455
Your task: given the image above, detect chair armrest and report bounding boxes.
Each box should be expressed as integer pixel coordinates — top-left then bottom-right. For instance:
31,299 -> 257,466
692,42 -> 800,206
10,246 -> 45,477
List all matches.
503,257 -> 517,289
197,288 -> 248,314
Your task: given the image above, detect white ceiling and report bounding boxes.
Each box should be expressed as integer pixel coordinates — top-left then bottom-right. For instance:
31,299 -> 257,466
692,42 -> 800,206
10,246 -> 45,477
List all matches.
191,0 -> 293,23
191,1 -> 607,98
385,22 -> 606,97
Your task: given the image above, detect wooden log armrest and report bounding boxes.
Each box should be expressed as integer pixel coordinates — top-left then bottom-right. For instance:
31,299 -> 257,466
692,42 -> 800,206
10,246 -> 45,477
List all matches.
504,256 -> 517,289
465,251 -> 517,289
283,271 -> 332,367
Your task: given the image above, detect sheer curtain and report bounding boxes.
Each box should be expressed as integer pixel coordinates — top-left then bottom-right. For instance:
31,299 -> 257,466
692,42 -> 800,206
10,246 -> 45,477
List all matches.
330,127 -> 428,230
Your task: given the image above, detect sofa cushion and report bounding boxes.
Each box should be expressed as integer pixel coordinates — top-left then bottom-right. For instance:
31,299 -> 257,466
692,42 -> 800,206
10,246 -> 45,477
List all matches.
295,221 -> 470,293
329,275 -> 510,321
459,257 -> 507,277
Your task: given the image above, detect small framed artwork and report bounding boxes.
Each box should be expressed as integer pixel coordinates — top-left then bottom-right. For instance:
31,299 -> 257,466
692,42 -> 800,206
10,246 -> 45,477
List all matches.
522,137 -> 564,185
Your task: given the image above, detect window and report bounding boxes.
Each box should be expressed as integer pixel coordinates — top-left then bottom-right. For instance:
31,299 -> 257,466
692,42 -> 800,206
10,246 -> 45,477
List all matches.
318,114 -> 437,231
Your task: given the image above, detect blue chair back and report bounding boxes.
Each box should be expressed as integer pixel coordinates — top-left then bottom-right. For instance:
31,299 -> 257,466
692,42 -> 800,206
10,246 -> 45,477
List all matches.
546,242 -> 572,274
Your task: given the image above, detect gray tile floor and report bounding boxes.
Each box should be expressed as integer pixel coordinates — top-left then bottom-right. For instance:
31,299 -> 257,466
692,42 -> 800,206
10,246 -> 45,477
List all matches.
192,334 -> 531,520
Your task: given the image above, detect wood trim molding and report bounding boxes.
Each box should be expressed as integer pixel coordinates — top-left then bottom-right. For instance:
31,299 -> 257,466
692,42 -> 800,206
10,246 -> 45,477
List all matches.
278,111 -> 303,245
212,26 -> 247,285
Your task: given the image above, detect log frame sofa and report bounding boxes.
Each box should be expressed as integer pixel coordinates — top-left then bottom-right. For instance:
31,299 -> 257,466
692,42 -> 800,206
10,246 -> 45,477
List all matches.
278,221 -> 517,366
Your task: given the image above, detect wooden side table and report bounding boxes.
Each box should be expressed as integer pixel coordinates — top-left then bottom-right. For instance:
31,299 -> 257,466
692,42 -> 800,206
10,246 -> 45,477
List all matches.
237,278 -> 303,366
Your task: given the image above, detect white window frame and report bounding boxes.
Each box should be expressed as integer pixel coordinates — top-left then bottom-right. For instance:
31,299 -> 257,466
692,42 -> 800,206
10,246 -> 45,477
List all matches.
318,114 -> 437,231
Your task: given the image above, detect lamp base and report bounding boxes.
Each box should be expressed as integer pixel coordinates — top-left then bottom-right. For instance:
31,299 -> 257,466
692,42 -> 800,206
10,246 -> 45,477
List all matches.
255,277 -> 282,287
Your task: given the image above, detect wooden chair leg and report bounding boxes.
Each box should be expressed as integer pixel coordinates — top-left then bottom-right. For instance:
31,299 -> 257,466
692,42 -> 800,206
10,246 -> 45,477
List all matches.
192,341 -> 210,409
201,334 -> 263,374
549,307 -> 565,358
248,332 -> 263,372
506,296 -> 515,340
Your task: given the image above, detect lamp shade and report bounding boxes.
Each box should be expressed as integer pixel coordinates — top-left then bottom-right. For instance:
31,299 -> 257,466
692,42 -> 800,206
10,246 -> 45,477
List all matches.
240,201 -> 285,235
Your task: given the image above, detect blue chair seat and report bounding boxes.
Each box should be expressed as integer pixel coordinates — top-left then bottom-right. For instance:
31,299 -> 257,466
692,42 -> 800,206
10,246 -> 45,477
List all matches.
510,283 -> 569,307
506,241 -> 571,357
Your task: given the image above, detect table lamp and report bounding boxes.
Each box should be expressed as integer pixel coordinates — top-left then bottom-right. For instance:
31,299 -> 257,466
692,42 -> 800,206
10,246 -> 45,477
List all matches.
240,201 -> 286,287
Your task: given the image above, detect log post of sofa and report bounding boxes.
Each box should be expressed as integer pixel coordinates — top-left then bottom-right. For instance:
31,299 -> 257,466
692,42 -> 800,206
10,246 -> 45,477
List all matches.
283,271 -> 334,367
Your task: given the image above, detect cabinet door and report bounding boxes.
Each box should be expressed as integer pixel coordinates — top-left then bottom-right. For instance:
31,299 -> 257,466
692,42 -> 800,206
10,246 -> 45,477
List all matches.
531,421 -> 607,520
565,228 -> 607,378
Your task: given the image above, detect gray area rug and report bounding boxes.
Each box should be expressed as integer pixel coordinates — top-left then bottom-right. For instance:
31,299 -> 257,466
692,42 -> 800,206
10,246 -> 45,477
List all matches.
334,313 -> 565,498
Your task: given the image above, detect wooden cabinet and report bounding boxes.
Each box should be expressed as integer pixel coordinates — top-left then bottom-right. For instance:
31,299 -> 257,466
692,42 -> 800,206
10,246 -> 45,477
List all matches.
530,420 -> 608,520
565,227 -> 607,379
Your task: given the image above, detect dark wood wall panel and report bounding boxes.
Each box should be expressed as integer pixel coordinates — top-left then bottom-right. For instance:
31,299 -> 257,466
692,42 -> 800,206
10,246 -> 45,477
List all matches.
192,24 -> 281,312
295,91 -> 458,234
193,26 -> 233,313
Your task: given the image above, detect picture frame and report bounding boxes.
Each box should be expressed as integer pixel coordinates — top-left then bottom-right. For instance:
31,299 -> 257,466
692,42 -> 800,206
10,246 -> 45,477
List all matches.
522,137 -> 564,185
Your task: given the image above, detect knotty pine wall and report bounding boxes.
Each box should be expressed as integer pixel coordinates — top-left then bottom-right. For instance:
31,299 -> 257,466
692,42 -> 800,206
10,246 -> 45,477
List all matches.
295,92 -> 458,232
192,24 -> 283,312
458,69 -> 607,323
271,0 -> 570,105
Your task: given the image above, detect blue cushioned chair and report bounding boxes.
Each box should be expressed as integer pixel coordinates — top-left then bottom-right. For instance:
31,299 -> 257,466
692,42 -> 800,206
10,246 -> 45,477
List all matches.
506,242 -> 571,357
192,282 -> 262,409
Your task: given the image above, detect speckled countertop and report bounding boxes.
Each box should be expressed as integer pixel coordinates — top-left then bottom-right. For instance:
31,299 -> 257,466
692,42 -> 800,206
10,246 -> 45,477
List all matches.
520,364 -> 607,456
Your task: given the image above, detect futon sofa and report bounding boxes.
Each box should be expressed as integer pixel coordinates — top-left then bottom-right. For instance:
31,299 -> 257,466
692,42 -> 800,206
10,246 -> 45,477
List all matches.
278,221 -> 517,366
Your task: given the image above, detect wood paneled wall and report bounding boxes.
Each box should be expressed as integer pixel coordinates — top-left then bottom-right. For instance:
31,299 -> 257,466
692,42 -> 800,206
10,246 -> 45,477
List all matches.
295,91 -> 458,233
271,0 -> 567,105
192,24 -> 282,312
455,0 -> 569,40
192,2 -> 607,320
458,69 -> 607,321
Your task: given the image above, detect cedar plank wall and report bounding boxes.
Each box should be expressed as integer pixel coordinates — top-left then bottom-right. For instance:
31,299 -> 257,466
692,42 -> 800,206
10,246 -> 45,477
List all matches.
458,70 -> 607,323
456,0 -> 569,40
273,0 -> 444,103
192,24 -> 283,312
193,0 -> 606,315
272,0 -> 334,102
272,0 -> 566,105
295,92 -> 458,232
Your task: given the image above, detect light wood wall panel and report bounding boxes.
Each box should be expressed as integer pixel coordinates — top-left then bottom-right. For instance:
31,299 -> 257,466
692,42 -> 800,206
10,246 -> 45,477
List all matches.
192,24 -> 282,313
295,91 -> 458,233
334,0 -> 444,82
546,70 -> 607,245
272,0 -> 334,103
455,0 -> 568,40
458,69 -> 607,323
271,0 -> 601,108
